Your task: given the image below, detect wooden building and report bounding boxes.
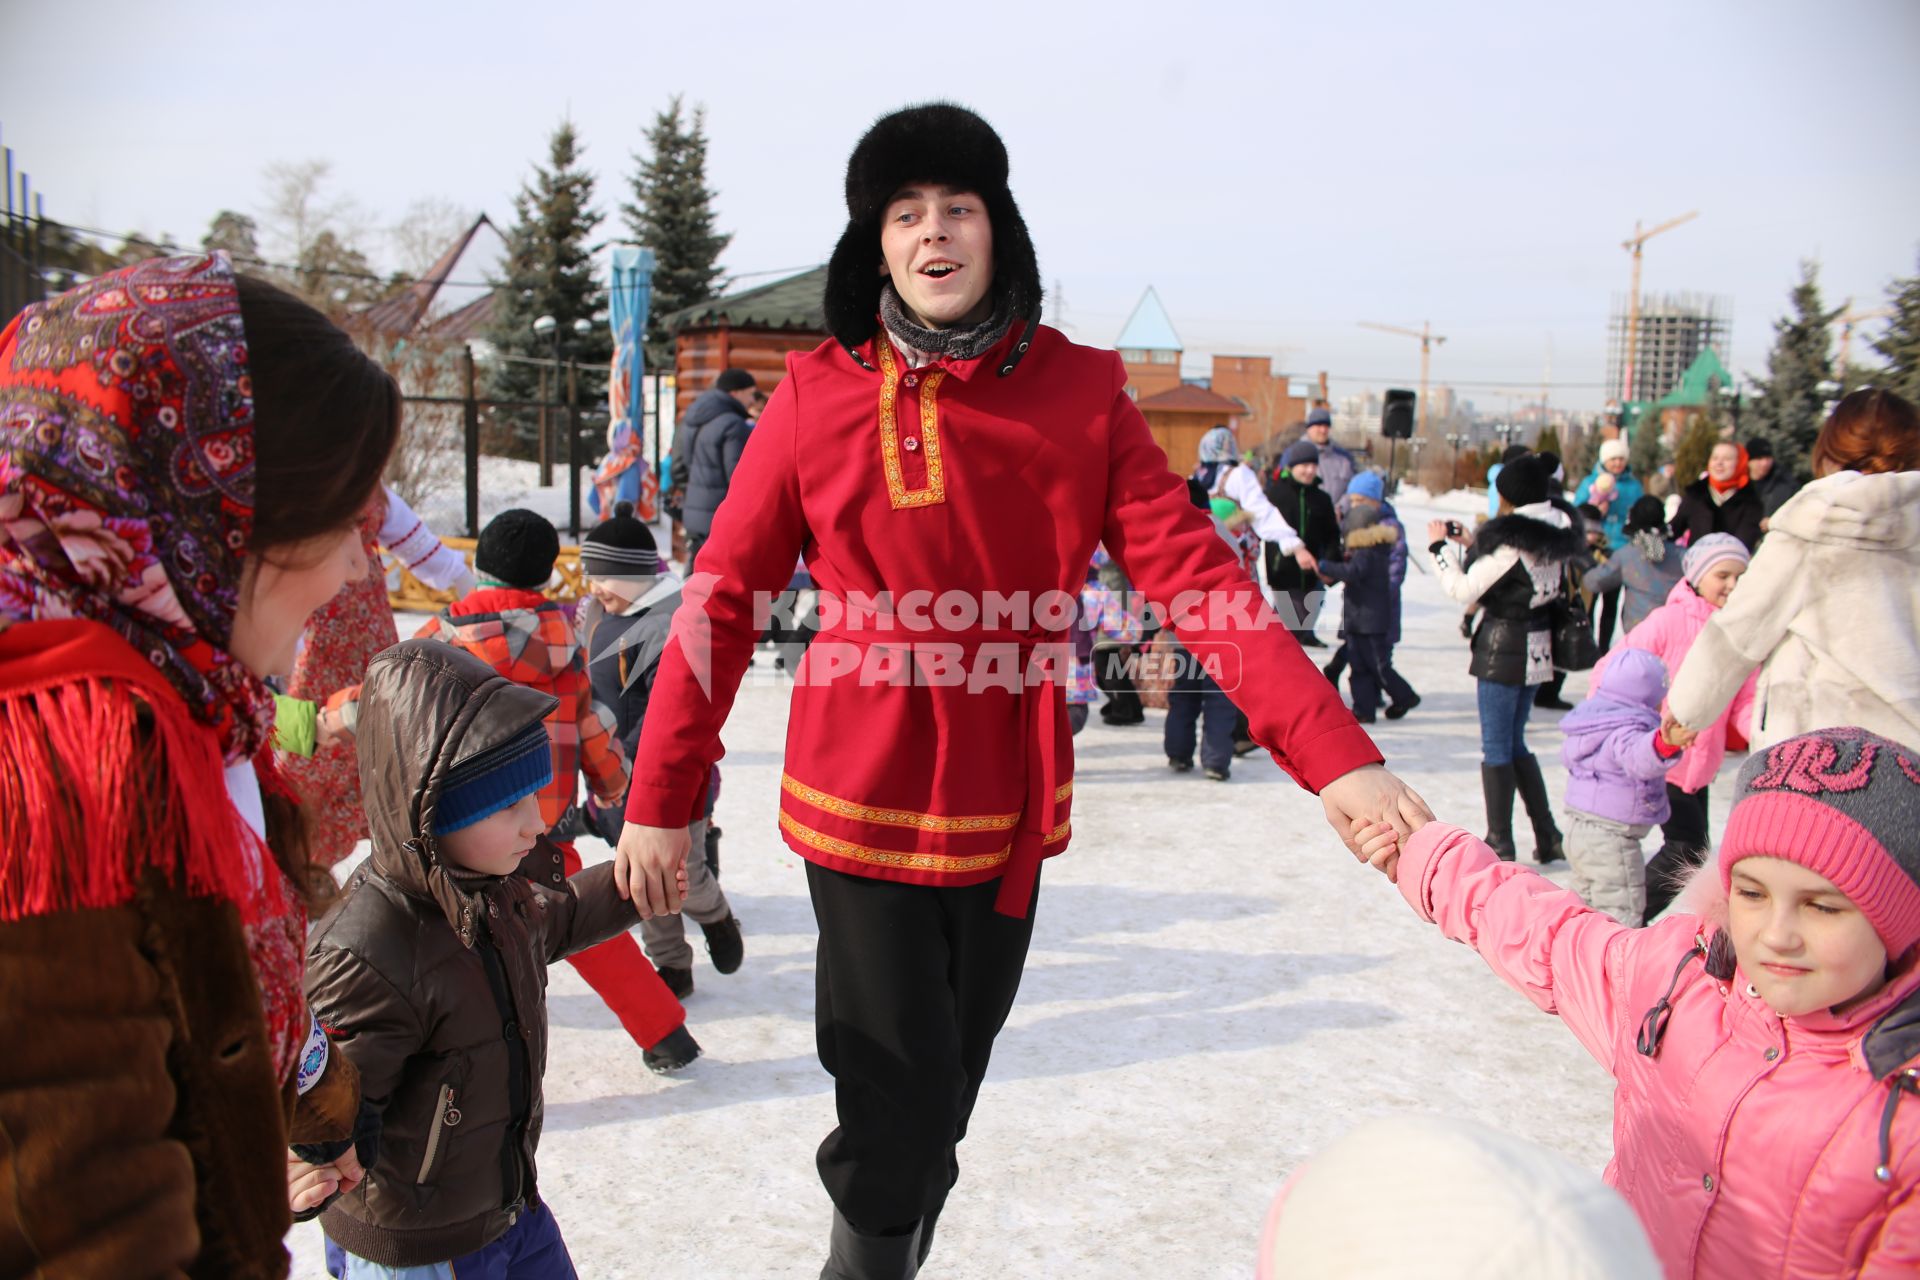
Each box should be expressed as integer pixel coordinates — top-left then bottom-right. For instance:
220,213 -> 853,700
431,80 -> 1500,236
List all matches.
1135,383 -> 1248,477
662,265 -> 830,418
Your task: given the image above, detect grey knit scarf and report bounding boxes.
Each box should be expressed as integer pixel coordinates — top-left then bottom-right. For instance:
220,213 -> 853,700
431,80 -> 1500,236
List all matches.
878,281 -> 1014,363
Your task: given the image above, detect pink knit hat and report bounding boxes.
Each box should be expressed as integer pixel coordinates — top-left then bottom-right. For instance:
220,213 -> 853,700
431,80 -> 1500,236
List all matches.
1720,728 -> 1920,957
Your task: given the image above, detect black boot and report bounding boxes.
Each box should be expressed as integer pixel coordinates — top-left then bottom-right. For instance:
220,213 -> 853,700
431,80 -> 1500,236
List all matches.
1481,764 -> 1518,861
821,1211 -> 924,1280
1511,753 -> 1565,864
701,913 -> 744,974
1644,842 -> 1709,920
1534,674 -> 1572,710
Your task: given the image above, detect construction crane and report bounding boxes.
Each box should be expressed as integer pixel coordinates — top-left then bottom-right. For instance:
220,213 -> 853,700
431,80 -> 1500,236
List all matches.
1835,301 -> 1893,375
1358,320 -> 1447,436
1620,211 -> 1699,406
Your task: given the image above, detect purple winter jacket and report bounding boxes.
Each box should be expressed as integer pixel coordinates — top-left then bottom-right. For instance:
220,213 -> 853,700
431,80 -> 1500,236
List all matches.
1558,647 -> 1675,826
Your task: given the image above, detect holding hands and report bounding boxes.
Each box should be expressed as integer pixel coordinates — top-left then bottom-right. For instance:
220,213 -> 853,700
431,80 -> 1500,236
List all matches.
1320,764 -> 1432,884
1660,708 -> 1700,750
1352,818 -> 1406,883
287,1146 -> 363,1215
613,821 -> 692,918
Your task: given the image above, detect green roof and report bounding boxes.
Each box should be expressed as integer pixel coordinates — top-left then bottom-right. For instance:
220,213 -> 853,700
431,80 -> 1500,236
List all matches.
1654,347 -> 1735,409
660,264 -> 829,335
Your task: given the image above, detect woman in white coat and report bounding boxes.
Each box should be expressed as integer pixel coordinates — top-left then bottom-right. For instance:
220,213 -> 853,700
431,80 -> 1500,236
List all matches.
1666,388 -> 1920,750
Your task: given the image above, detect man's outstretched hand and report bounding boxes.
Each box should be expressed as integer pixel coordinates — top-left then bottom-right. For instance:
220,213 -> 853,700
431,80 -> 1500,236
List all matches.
1320,764 -> 1432,883
614,821 -> 691,918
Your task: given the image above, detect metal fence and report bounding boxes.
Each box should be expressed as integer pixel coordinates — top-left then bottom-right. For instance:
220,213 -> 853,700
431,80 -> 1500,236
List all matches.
2,127 -> 48,330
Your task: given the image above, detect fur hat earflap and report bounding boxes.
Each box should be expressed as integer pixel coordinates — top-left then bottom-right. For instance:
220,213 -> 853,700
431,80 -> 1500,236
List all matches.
823,103 -> 1043,358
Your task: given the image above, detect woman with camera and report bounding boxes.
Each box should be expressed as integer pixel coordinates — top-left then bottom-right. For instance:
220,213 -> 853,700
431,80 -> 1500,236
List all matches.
1427,453 -> 1582,863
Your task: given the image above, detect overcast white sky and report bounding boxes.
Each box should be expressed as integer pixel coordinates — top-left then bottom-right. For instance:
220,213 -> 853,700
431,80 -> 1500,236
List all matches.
4,0 -> 1917,411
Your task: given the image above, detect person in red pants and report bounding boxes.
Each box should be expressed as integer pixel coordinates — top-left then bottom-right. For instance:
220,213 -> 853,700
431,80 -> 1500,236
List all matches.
337,508 -> 699,1071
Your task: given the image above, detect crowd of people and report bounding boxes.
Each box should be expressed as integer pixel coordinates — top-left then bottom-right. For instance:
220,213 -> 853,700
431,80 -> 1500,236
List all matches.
2,101 -> 1917,1280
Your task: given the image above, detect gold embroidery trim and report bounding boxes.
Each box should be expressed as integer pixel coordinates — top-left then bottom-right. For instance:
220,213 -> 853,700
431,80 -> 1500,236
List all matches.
876,340 -> 947,510
780,811 -> 1011,873
783,773 -> 1020,832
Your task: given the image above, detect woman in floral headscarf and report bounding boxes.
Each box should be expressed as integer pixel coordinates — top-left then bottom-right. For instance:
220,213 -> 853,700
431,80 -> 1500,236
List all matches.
0,255 -> 398,1277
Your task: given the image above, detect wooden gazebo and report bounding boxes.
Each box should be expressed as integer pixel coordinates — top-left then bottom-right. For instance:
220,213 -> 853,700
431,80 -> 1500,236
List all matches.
661,265 -> 830,417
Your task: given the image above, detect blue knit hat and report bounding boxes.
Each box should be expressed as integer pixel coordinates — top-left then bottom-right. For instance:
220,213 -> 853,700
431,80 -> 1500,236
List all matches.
433,721 -> 553,835
1347,471 -> 1385,502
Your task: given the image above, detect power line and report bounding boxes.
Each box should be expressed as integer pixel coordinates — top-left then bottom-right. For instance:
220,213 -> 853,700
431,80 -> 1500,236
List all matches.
8,210 -> 817,294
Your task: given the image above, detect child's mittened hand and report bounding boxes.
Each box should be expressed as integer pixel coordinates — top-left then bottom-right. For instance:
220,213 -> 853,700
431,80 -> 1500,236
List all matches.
1349,818 -> 1402,883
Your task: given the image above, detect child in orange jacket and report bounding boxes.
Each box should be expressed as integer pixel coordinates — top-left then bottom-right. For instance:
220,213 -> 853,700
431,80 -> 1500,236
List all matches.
338,509 -> 698,1071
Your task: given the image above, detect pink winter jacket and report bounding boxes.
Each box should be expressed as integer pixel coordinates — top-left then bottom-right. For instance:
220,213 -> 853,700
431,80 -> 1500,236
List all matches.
1399,823 -> 1920,1279
1597,579 -> 1756,795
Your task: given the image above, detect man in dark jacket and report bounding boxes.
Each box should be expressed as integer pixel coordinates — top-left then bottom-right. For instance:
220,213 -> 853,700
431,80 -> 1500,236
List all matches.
1745,437 -> 1800,522
1263,438 -> 1340,646
674,367 -> 759,563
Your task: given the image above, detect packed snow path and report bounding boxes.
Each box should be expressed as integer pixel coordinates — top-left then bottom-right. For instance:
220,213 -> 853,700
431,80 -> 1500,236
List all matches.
290,491 -> 1739,1277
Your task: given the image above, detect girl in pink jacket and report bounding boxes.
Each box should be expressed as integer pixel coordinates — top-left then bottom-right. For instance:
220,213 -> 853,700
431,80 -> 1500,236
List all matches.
1354,726 -> 1920,1279
1597,533 -> 1757,917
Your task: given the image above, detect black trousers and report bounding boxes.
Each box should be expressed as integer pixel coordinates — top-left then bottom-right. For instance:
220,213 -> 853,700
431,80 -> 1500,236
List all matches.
808,862 -> 1039,1234
1094,642 -> 1143,722
1345,633 -> 1417,719
1645,783 -> 1711,919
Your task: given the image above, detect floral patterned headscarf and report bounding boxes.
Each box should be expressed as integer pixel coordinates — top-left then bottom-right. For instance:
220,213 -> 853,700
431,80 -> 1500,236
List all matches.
0,252 -> 272,762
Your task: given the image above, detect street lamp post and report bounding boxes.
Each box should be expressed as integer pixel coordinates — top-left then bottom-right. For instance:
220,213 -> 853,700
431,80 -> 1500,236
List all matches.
567,317 -> 592,537
532,315 -> 558,487
1445,431 -> 1468,490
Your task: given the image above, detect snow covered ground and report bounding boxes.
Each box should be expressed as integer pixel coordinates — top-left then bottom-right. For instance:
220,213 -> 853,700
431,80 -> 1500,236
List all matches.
288,489 -> 1739,1278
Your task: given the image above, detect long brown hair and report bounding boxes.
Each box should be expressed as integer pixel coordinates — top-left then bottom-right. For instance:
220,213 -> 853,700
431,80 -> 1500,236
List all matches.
236,273 -> 401,904
1811,388 -> 1920,477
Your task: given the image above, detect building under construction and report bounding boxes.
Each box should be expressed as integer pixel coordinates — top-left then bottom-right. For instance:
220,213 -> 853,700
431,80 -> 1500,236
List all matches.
1606,292 -> 1732,406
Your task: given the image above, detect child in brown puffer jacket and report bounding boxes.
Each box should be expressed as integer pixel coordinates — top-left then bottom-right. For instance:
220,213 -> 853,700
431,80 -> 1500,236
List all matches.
299,639 -> 688,1276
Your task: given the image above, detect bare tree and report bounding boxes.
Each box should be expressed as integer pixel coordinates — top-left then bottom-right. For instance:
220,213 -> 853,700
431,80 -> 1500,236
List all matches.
390,197 -> 474,280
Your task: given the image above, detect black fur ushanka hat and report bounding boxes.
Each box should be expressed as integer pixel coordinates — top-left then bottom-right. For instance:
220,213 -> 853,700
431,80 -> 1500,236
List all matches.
824,103 -> 1043,371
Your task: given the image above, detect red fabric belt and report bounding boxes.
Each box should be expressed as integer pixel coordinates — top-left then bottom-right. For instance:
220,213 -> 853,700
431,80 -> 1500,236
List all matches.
811,620 -> 1068,919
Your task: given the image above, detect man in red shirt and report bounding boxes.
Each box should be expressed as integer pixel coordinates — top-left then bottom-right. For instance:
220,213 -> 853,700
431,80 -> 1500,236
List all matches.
615,103 -> 1430,1278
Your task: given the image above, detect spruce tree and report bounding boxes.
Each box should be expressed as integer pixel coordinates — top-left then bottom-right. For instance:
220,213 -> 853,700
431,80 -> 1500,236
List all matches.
201,210 -> 262,267
623,96 -> 731,360
1627,410 -> 1665,487
487,120 -> 611,457
1671,410 -> 1722,491
1745,261 -> 1838,479
1869,253 -> 1920,407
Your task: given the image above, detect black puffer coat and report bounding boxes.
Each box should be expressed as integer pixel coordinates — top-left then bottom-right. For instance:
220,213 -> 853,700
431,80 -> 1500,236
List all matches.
1435,511 -> 1584,685
676,387 -> 752,538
